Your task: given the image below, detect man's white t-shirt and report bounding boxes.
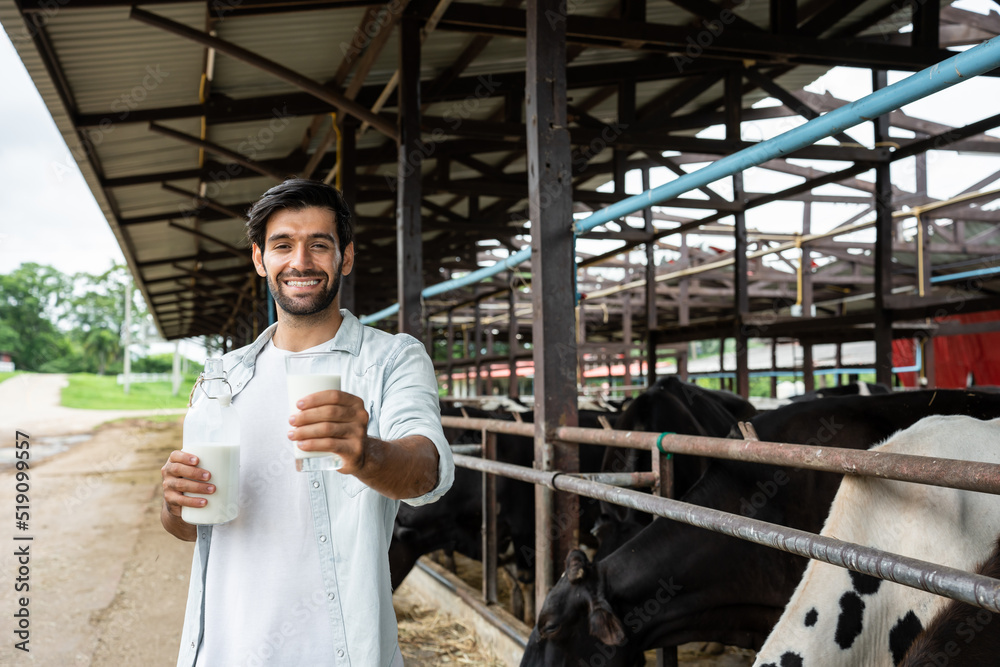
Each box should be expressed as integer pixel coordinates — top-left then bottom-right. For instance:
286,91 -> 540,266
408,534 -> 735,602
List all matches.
197,339 -> 337,667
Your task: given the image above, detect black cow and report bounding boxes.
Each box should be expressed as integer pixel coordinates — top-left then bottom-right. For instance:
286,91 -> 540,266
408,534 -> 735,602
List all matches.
388,406 -> 488,589
594,377 -> 756,556
389,408 -> 611,592
606,376 -> 757,494
390,378 -> 755,590
520,390 -> 1000,667
789,380 -> 891,402
899,535 -> 1000,667
614,377 -> 756,438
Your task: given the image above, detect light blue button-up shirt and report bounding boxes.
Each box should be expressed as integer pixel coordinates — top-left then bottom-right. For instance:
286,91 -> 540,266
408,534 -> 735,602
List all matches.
176,310 -> 454,667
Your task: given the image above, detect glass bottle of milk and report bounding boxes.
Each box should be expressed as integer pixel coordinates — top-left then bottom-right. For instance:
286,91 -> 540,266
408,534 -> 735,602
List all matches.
181,358 -> 241,525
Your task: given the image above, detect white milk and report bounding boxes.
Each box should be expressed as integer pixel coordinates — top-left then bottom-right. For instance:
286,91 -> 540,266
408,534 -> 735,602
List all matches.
287,373 -> 341,461
181,442 -> 240,525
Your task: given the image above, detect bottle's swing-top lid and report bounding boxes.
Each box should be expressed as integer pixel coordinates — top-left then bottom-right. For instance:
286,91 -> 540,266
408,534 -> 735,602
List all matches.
201,358 -> 233,406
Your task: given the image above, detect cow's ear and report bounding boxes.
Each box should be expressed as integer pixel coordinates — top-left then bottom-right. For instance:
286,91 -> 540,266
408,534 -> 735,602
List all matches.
589,600 -> 626,646
565,549 -> 590,582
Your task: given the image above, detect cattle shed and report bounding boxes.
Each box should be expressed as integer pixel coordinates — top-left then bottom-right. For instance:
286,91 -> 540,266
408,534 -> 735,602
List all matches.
6,0 -> 1000,664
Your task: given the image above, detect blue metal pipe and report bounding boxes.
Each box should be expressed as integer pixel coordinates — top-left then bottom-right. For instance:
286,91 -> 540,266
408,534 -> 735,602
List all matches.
423,248 -> 532,298
575,37 -> 1000,235
359,248 -> 530,325
361,36 -> 1000,325
930,265 -> 1000,284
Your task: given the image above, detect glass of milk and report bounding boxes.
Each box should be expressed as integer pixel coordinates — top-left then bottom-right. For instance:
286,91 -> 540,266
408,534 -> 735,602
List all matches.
285,352 -> 344,472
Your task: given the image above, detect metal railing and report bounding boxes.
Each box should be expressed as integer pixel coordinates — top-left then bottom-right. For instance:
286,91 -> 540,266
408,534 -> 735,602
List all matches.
437,414 -> 1000,649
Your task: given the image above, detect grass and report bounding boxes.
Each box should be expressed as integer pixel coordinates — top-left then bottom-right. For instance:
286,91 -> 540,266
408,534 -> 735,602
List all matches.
61,373 -> 198,410
0,371 -> 24,384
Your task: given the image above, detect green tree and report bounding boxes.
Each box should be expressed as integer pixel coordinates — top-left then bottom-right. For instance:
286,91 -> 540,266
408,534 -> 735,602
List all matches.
0,262 -> 153,373
0,263 -> 71,371
82,328 -> 119,375
67,264 -> 150,374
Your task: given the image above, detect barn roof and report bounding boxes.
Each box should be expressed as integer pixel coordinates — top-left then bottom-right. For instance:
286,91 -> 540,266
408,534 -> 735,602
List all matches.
3,0 -> 999,348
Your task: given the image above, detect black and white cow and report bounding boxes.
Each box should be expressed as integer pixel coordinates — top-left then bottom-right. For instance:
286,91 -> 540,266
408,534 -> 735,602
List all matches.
520,390 -> 1000,667
899,535 -> 1000,667
754,415 -> 1000,667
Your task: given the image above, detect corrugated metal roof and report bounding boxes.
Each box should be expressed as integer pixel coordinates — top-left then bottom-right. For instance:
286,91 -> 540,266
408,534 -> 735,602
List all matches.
3,0 -> 993,342
46,5 -> 207,114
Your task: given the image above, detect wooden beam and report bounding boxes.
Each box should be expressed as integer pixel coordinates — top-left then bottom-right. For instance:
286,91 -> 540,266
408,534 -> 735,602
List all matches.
148,123 -> 286,181
397,12 -> 423,337
166,221 -> 249,260
434,3 -> 957,71
527,0 -> 578,612
129,6 -> 398,139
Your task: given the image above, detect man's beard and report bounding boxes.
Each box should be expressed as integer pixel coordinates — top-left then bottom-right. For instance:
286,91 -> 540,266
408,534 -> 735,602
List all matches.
265,258 -> 343,317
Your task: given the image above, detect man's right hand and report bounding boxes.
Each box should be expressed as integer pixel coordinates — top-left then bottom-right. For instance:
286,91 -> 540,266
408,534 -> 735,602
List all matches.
160,450 -> 214,541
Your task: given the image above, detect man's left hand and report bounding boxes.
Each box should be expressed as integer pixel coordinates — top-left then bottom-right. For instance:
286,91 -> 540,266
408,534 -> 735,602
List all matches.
288,390 -> 369,473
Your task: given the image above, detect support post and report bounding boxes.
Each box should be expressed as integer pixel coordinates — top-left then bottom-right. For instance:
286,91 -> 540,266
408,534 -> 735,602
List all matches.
623,280 -> 633,397
446,309 -> 455,395
647,330 -> 658,388
916,152 -> 932,298
719,337 -> 726,391
923,336 -> 936,388
836,343 -> 844,386
485,327 -> 494,395
339,116 -> 358,315
733,179 -> 750,398
123,278 -> 133,395
652,392 -> 678,667
729,68 -> 749,399
678,233 -> 690,382
801,202 -> 814,314
172,340 -> 182,397
474,298 -> 483,396
803,344 -> 815,393
577,303 -> 587,388
509,273 -> 520,399
527,0 -> 579,616
642,167 -> 658,387
397,13 -> 423,338
482,430 -> 499,605
912,0 -> 939,50
872,70 -> 894,387
917,152 -> 936,388
802,202 -> 815,393
770,338 -> 778,398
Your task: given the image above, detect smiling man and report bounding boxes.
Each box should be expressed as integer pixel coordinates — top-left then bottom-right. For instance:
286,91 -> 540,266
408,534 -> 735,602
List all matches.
159,178 -> 454,667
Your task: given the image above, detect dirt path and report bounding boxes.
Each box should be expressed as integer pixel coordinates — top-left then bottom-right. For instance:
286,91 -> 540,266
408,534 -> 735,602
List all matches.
0,417 -> 191,665
0,418 -> 509,666
0,374 -> 185,439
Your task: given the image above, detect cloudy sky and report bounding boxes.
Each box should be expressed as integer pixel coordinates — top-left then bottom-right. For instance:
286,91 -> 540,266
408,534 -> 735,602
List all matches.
1,0 -> 998,282
0,30 -> 124,277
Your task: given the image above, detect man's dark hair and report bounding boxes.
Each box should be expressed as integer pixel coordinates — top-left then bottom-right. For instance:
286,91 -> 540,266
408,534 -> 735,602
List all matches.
245,178 -> 354,252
